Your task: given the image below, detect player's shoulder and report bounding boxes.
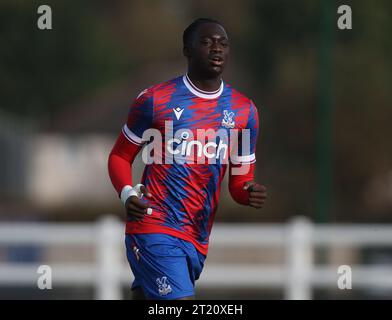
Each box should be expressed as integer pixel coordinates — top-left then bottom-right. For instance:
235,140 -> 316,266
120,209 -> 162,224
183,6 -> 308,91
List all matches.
135,76 -> 181,100
225,82 -> 257,110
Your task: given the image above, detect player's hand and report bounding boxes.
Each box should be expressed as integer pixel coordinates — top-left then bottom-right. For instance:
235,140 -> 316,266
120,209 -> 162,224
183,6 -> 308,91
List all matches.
243,181 -> 267,209
124,185 -> 153,221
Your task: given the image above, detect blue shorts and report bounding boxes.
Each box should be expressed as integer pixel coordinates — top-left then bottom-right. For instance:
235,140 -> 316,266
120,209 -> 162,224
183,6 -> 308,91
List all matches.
125,233 -> 206,300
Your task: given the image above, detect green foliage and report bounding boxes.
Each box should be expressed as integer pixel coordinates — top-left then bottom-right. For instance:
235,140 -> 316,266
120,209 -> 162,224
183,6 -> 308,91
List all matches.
0,0 -> 131,120
1,0 -> 391,221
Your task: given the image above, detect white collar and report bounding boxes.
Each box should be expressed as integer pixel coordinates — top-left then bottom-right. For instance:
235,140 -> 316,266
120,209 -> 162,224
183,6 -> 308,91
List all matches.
182,74 -> 224,99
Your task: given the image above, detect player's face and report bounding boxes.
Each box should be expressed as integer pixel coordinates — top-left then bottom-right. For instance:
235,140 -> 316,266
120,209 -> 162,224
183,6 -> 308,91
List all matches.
187,23 -> 230,78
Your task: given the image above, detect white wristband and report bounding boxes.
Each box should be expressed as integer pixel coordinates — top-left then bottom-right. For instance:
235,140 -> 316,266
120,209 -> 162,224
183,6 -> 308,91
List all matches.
120,185 -> 138,206
120,184 -> 153,215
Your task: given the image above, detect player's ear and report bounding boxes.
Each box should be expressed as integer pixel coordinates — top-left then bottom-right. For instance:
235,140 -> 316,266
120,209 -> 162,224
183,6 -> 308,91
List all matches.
183,45 -> 191,59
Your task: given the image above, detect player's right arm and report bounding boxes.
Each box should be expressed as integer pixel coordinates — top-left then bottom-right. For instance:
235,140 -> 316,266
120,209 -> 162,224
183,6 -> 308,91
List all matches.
107,88 -> 154,220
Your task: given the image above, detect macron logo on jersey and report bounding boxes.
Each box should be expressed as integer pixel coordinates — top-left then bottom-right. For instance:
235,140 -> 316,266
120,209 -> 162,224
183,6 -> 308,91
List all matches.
173,107 -> 184,120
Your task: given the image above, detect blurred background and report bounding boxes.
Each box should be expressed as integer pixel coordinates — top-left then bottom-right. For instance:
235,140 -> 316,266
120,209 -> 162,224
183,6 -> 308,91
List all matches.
0,0 -> 392,299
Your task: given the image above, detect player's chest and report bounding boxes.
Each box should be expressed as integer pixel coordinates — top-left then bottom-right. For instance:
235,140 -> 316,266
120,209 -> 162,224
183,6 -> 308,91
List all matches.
153,98 -> 248,133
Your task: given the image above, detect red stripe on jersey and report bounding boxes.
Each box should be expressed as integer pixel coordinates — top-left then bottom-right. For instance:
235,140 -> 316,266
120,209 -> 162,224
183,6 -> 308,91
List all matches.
125,219 -> 209,256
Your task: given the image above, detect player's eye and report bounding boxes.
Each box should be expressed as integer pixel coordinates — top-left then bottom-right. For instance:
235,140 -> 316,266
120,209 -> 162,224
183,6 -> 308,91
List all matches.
201,39 -> 212,46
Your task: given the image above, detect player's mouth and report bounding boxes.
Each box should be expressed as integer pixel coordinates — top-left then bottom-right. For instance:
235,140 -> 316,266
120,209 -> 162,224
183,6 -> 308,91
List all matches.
209,55 -> 224,66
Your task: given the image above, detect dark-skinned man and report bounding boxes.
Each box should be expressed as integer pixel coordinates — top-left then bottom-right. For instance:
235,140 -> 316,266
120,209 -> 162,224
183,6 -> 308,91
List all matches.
108,18 -> 267,300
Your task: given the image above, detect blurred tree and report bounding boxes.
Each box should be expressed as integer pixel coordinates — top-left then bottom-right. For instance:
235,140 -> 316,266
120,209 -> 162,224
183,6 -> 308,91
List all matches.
0,0 -> 391,222
0,0 -> 130,121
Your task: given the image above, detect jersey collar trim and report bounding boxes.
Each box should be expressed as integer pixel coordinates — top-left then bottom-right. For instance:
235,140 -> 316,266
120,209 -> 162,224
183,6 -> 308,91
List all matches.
182,74 -> 224,99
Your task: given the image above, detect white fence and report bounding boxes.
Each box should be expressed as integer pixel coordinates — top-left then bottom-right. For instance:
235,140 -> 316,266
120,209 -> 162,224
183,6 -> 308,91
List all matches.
1,216 -> 392,299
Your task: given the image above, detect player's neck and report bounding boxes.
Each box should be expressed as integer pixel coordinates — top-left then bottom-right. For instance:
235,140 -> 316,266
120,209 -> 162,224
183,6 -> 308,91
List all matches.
186,71 -> 222,92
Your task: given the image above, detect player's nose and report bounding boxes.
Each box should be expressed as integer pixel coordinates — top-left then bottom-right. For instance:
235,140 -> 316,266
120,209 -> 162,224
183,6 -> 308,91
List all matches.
210,42 -> 223,53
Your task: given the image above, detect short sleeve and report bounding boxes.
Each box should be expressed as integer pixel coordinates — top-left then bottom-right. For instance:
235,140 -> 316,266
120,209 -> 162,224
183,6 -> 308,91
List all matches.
230,100 -> 259,164
122,88 -> 153,146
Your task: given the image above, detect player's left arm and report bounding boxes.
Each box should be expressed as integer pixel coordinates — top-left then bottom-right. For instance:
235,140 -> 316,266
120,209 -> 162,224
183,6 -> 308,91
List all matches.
228,100 -> 267,209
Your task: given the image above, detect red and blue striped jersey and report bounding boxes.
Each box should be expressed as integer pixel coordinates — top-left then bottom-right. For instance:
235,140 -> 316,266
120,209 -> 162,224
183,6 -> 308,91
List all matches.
122,74 -> 259,255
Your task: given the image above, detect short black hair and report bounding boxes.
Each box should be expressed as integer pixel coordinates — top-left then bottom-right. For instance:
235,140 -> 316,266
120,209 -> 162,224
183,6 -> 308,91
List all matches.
183,18 -> 224,47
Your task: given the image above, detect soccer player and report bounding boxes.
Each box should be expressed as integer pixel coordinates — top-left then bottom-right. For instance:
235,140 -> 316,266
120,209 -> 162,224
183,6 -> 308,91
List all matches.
108,18 -> 267,300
